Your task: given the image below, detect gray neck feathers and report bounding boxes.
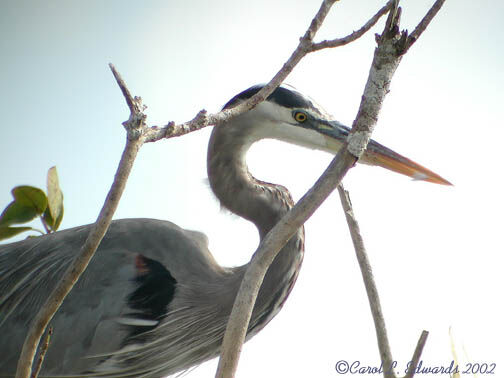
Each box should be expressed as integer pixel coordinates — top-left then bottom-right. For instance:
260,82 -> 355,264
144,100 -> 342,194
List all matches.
207,116 -> 305,333
207,117 -> 294,237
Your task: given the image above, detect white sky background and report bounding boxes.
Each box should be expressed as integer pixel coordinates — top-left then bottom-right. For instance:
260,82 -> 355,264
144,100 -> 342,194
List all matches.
1,0 -> 503,377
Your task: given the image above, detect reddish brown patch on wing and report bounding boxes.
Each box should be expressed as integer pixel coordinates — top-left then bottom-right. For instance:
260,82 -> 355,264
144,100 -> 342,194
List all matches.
135,254 -> 149,275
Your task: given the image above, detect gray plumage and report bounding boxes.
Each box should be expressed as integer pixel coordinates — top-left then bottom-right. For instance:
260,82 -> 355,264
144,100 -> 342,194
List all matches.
0,84 -> 450,377
0,85 -> 308,377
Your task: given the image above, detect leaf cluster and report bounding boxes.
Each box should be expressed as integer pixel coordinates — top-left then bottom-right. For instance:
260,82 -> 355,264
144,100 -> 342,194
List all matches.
0,167 -> 64,241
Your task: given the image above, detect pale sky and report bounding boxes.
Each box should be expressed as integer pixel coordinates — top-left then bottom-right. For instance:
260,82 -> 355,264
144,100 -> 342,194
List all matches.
1,0 -> 503,377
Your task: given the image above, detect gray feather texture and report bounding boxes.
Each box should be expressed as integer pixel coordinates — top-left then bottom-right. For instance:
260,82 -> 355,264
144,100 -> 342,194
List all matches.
0,85 -> 316,377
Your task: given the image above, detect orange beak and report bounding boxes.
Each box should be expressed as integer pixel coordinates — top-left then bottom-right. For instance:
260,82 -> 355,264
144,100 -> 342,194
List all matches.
361,139 -> 452,185
317,120 -> 452,186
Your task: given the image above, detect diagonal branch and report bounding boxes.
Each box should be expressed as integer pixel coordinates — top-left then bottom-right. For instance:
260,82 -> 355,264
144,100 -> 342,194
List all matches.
110,63 -> 137,112
216,2 -> 404,377
143,0 -> 339,144
337,184 -> 395,377
15,68 -> 147,378
337,184 -> 429,378
405,0 -> 446,51
216,151 -> 358,378
405,331 -> 429,378
15,0 -> 445,376
216,0 -> 446,377
143,0 -> 390,144
311,0 -> 394,51
16,1 -> 388,376
15,1 -> 388,375
30,327 -> 52,378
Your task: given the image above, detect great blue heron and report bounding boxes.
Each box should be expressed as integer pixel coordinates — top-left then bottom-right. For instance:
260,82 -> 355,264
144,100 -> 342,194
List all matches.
0,84 -> 450,377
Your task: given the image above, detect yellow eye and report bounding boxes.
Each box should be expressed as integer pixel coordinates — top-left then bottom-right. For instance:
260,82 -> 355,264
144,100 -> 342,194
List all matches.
294,111 -> 308,123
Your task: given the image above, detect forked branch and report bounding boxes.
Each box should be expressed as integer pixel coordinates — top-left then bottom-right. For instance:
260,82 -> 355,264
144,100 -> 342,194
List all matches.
143,0 -> 395,143
15,0 -> 444,376
216,1 -> 446,377
15,1 -> 392,376
15,67 -> 148,378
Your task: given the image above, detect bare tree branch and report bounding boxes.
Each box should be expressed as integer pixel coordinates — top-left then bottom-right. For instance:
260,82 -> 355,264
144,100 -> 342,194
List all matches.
15,69 -> 147,378
15,0 -> 445,376
216,0 -> 446,377
337,184 -> 430,378
16,1 -> 387,375
31,327 -> 52,378
406,0 -> 446,51
143,0 -> 394,145
110,63 -> 138,113
311,0 -> 394,51
216,153 -> 358,378
337,184 -> 394,377
405,331 -> 429,378
216,3 -> 401,378
143,0 -> 339,144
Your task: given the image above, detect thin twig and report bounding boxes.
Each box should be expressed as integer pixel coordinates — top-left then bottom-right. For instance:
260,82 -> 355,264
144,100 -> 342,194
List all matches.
109,63 -> 136,112
143,0 -> 393,145
405,0 -> 446,51
15,69 -> 146,378
332,2 -> 448,376
405,331 -> 429,378
216,2 -> 405,377
337,184 -> 395,377
144,1 -> 338,144
30,327 -> 52,378
311,0 -> 395,51
337,184 -> 430,378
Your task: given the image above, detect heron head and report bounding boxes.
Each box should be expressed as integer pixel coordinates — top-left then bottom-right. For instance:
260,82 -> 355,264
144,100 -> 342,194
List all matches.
222,84 -> 451,185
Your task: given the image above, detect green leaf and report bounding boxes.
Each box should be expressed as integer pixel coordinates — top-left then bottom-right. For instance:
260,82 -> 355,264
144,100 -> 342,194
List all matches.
43,206 -> 55,229
46,167 -> 64,231
43,205 -> 64,231
12,186 -> 48,214
53,205 -> 64,231
0,201 -> 38,226
0,226 -> 33,241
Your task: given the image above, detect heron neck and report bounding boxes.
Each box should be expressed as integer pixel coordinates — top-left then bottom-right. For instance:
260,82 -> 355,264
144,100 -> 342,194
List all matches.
207,121 -> 305,331
207,124 -> 295,237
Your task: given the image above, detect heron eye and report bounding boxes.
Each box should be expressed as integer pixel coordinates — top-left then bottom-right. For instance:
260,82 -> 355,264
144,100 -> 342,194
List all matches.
294,111 -> 308,123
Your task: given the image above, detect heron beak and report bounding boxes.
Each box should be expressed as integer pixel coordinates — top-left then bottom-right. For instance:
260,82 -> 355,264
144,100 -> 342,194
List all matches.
316,120 -> 452,186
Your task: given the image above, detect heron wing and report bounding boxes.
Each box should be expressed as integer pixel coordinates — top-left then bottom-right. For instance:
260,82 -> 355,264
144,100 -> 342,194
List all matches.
0,218 -> 220,376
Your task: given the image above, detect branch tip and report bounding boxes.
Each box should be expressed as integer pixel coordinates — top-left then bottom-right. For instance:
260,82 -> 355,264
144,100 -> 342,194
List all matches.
404,331 -> 429,378
404,0 -> 446,52
311,0 -> 393,51
109,63 -> 136,113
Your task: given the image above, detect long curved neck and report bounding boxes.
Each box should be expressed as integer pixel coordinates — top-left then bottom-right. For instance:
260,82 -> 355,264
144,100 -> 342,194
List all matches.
207,120 -> 296,237
207,119 -> 304,332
